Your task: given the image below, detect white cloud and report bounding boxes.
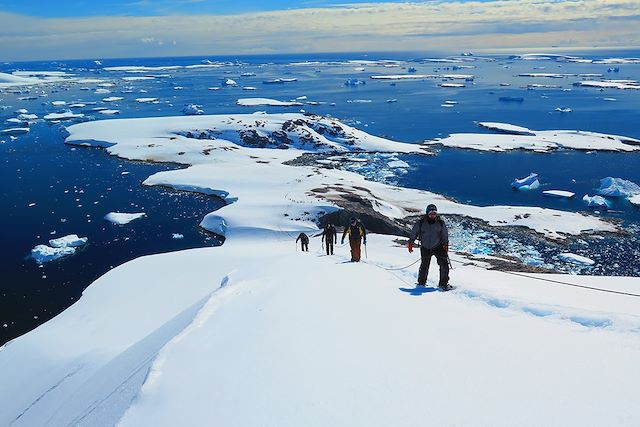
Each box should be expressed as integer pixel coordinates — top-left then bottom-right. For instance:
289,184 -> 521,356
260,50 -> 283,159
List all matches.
0,0 -> 638,61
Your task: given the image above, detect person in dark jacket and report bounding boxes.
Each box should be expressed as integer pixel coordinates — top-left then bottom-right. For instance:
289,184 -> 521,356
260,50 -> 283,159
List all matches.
407,204 -> 450,289
296,232 -> 309,251
341,217 -> 366,262
321,223 -> 337,255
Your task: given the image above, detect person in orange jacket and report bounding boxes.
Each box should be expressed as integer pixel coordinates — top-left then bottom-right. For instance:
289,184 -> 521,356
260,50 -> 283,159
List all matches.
341,217 -> 366,262
407,204 -> 450,290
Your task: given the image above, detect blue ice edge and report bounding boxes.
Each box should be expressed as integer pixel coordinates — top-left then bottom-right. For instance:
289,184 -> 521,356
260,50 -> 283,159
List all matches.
458,289 -> 614,329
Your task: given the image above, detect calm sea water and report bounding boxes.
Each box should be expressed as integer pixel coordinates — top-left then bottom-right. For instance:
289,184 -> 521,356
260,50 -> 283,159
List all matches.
1,50 -> 639,344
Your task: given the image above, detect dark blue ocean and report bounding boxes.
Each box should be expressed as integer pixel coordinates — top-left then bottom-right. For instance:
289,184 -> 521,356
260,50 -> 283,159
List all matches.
1,50 -> 639,344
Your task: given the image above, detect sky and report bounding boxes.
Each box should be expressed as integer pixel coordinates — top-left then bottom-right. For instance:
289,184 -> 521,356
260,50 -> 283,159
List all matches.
0,0 -> 639,61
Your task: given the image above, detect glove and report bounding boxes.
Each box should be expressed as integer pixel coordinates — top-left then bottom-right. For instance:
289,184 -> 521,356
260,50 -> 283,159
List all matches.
443,243 -> 449,252
363,239 -> 367,245
407,242 -> 413,253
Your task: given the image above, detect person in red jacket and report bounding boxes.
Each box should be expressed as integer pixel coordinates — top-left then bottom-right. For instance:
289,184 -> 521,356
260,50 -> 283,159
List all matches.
341,218 -> 366,262
407,204 -> 451,290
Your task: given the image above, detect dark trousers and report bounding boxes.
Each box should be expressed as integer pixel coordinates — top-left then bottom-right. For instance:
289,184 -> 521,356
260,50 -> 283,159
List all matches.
326,241 -> 334,255
349,239 -> 362,262
300,242 -> 308,251
418,246 -> 449,286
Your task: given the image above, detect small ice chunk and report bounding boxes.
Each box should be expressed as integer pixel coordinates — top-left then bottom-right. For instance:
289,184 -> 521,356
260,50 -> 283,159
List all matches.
543,190 -> 575,198
49,234 -> 88,248
582,194 -> 611,208
104,212 -> 147,224
99,109 -> 120,115
511,173 -> 540,190
558,253 -> 595,265
629,194 -> 640,206
387,160 -> 409,168
103,96 -> 123,102
555,107 -> 572,113
172,233 -> 184,239
224,79 -> 237,86
596,177 -> 640,197
135,97 -> 159,103
51,101 -> 66,106
31,244 -> 76,264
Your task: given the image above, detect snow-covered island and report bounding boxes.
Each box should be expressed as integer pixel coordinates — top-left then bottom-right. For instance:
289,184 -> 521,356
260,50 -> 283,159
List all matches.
427,122 -> 640,152
2,112 -> 639,426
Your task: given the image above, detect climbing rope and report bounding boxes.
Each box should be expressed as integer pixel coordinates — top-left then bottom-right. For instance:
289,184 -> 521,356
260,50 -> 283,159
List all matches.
448,258 -> 640,298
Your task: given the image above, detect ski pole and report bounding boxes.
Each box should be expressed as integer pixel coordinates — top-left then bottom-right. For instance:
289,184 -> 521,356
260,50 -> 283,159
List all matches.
364,241 -> 368,259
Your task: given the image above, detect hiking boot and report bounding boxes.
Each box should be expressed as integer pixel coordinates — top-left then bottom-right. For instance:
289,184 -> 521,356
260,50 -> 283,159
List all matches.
438,284 -> 453,291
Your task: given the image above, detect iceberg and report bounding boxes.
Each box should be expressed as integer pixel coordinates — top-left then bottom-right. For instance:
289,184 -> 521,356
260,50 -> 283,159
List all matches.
49,234 -> 88,248
43,111 -> 84,121
183,104 -> 204,115
596,177 -> 640,198
558,253 -> 595,265
236,98 -> 303,107
512,173 -> 540,190
1,128 -> 30,135
104,212 -> 147,224
543,190 -> 575,198
30,244 -> 76,264
582,195 -> 611,208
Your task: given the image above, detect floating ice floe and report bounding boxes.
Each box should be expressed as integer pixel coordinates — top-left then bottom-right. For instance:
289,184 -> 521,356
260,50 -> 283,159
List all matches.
573,80 -> 640,90
629,195 -> 640,206
104,212 -> 147,225
122,76 -> 155,81
512,173 -> 540,190
242,86 -> 257,91
103,96 -> 123,102
49,234 -> 88,248
98,109 -> 120,115
555,107 -> 572,113
31,234 -> 88,264
425,121 -> 640,152
172,233 -> 184,239
68,103 -> 86,109
51,101 -> 66,106
224,79 -> 237,86
583,195 -> 611,208
1,128 -> 29,135
31,245 -> 76,264
543,190 -> 575,198
43,111 -> 84,121
136,98 -> 159,103
387,160 -> 409,168
596,177 -> 640,198
558,252 -> 595,265
183,104 -> 204,115
439,83 -> 465,88
236,98 -> 303,107
95,88 -> 111,94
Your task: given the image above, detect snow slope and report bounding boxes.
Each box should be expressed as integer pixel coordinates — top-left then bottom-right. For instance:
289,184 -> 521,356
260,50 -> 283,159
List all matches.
2,233 -> 640,426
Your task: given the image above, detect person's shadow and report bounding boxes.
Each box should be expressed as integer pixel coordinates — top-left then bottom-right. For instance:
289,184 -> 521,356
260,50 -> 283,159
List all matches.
399,286 -> 438,296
